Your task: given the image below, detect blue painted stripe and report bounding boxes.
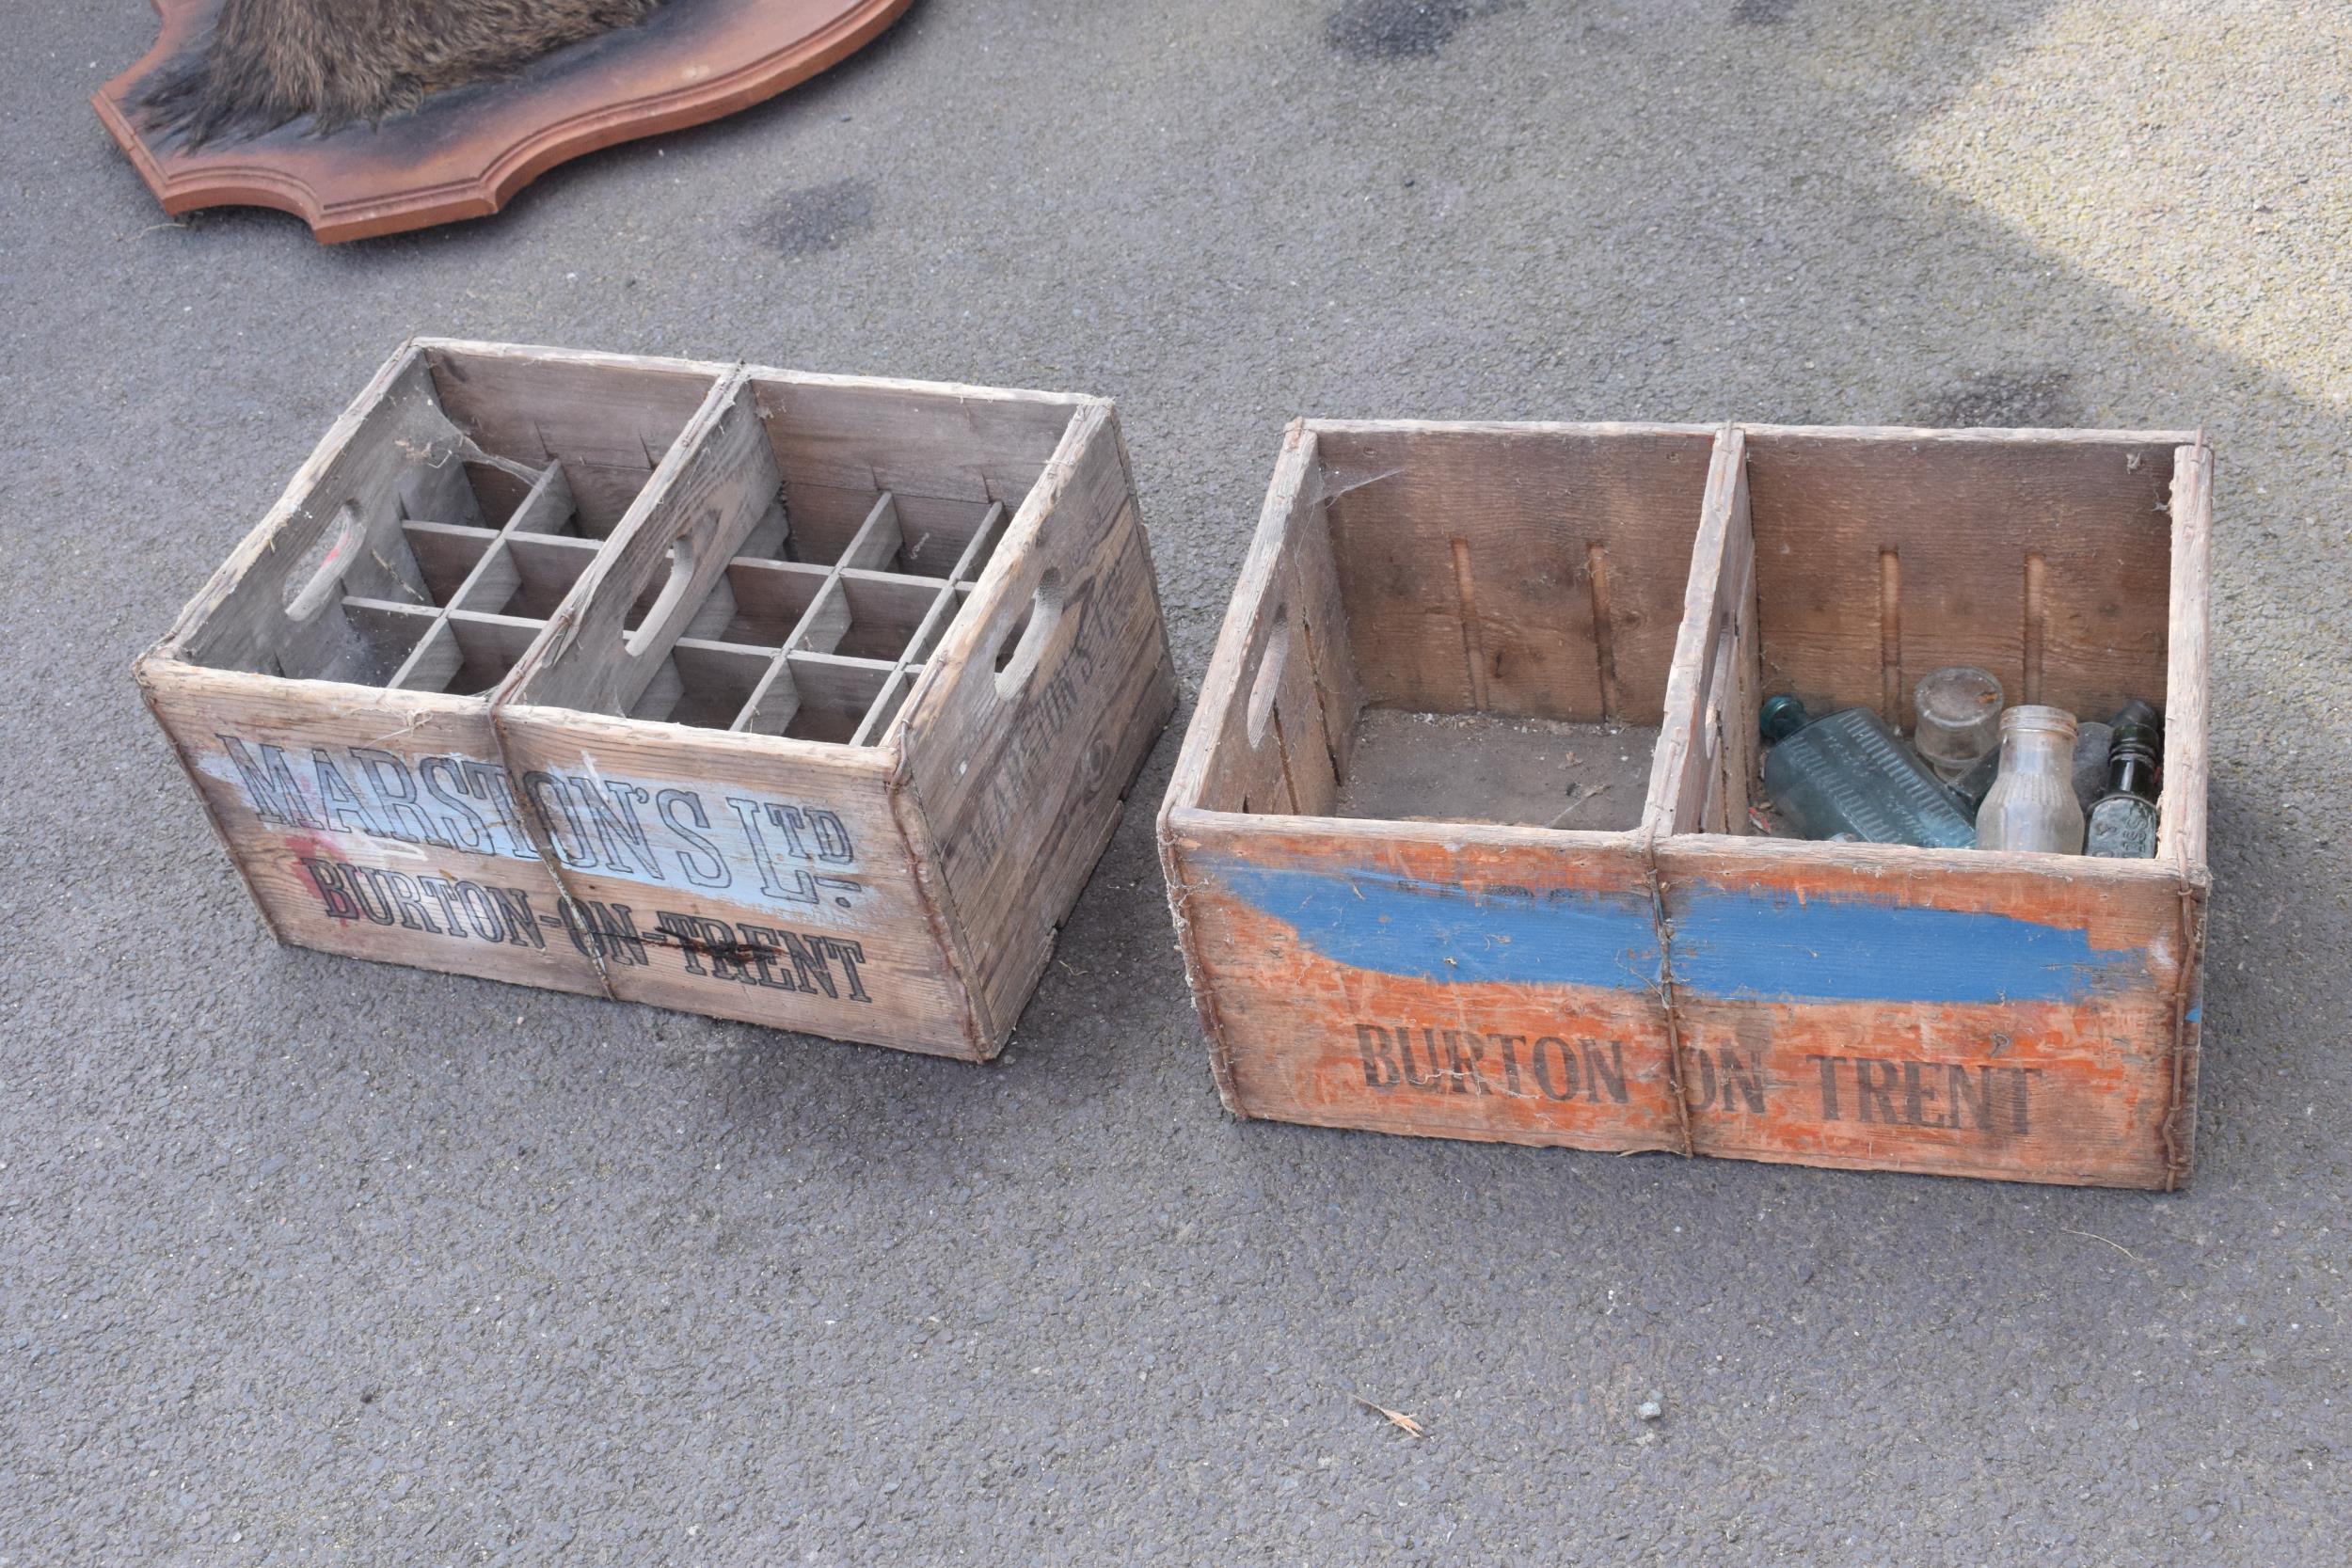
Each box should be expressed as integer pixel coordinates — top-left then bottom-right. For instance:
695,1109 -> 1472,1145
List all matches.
1207,862 -> 1661,991
1670,886 -> 2142,1005
1207,859 -> 2145,1006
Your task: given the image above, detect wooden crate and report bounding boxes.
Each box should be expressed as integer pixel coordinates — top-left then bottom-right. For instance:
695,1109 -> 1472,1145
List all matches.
1160,420 -> 2211,1188
136,340 -> 734,997
143,343 -> 1176,1058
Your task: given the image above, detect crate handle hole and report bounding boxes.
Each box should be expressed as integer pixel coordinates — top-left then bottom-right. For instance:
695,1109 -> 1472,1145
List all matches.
626,533 -> 699,658
1246,604 -> 1290,748
281,501 -> 365,623
993,568 -> 1065,697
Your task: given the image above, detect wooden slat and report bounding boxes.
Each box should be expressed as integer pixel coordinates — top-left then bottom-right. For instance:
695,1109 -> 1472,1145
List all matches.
1311,421 -> 1717,724
904,400 -> 1177,1039
1646,426 -> 1755,835
508,379 -> 777,717
1743,428 -> 2178,727
2159,440 -> 2212,870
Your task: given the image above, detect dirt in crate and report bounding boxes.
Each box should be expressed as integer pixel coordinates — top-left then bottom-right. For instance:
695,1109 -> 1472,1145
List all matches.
1332,709 -> 1659,832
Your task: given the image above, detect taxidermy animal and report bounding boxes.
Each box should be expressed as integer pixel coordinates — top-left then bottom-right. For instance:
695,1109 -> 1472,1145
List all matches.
137,0 -> 665,145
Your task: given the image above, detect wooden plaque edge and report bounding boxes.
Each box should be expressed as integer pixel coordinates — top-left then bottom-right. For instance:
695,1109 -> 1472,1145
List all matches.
92,0 -> 914,243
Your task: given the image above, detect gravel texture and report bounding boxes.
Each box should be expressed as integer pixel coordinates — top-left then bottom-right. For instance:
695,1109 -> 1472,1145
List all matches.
4,0 -> 2350,1561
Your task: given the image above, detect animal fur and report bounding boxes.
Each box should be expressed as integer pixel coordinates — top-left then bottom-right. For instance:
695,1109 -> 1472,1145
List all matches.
138,0 -> 664,145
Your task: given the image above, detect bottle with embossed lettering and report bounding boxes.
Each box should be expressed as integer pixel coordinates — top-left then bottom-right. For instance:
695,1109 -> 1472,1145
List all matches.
2085,703 -> 2163,859
1758,695 -> 1978,848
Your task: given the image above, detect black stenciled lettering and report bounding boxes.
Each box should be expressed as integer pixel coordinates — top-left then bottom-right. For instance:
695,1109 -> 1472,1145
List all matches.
220,736 -> 322,829
348,748 -> 444,847
458,761 -> 538,861
1715,1046 -> 1767,1114
413,878 -> 463,934
1530,1036 -> 1580,1101
453,880 -> 506,942
821,939 -> 871,1003
1398,1028 -> 1443,1091
1810,1054 -> 1844,1120
1490,1034 -> 1527,1096
770,928 -> 837,998
486,886 -> 547,948
1902,1059 -> 1940,1128
310,751 -> 385,837
375,870 -> 440,934
1947,1062 -> 1995,1132
1443,1031 -> 1491,1095
420,756 -> 488,851
736,924 -> 808,992
656,788 -> 730,889
563,776 -> 662,879
298,856 -> 360,920
1581,1039 -> 1629,1104
342,867 -> 397,927
807,809 -> 855,865
524,772 -> 595,866
1357,1024 -> 1400,1088
2005,1067 -> 2042,1134
562,899 -> 649,966
1852,1058 -> 1899,1123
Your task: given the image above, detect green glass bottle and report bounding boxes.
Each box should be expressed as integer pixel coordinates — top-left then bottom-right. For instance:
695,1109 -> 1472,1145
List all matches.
2085,702 -> 2162,859
1758,696 -> 1977,848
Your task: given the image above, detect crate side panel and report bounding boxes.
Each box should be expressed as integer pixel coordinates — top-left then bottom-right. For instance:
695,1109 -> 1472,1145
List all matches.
1314,425 -> 1715,723
1744,432 -> 2177,727
1168,816 -> 1681,1151
1658,840 -> 2192,1187
492,709 -> 981,1055
139,661 -> 605,995
423,345 -> 725,531
750,373 -> 1079,505
901,408 -> 1176,1042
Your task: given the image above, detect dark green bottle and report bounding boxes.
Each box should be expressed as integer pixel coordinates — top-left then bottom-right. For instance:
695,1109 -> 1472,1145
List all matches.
2085,702 -> 2162,859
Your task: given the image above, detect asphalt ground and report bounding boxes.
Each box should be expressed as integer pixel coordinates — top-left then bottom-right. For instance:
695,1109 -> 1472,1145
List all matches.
5,0 -> 2350,1561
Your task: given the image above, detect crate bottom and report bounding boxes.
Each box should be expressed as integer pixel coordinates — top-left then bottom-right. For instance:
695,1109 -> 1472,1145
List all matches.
1332,710 -> 1656,832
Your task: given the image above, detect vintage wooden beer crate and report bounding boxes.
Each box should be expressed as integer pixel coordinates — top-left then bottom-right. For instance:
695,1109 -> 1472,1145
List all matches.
141,341 -> 1176,1058
136,340 -> 733,998
1160,419 -> 2211,1188
494,367 -> 1175,1056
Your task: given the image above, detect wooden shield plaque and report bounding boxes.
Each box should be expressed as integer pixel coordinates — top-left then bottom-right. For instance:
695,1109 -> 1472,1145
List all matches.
94,0 -> 912,242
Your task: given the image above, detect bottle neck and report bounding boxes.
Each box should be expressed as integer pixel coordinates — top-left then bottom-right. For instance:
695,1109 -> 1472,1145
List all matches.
2106,730 -> 2160,802
2000,726 -> 2073,771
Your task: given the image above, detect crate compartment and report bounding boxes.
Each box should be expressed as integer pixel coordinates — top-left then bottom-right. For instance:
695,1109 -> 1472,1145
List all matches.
1668,426 -> 2185,841
1646,425 -> 2211,1188
173,342 -> 714,688
1184,420 -> 1717,826
135,341 -> 733,1001
495,368 -> 1175,1056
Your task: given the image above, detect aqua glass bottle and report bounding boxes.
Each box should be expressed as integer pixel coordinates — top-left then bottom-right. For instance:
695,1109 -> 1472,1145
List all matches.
1759,695 -> 1978,848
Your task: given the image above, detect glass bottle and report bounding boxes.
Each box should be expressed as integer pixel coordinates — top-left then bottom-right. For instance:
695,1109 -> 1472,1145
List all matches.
2085,705 -> 2162,859
1912,666 -> 2003,783
1759,695 -> 1978,848
1975,705 -> 2085,854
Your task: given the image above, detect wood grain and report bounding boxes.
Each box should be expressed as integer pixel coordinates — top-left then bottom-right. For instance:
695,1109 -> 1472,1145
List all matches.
1160,418 -> 2213,1187
94,0 -> 912,242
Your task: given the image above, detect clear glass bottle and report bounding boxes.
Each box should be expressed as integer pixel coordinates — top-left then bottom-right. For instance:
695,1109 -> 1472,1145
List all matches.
2085,705 -> 2162,859
1976,705 -> 2085,854
1912,666 -> 2003,783
1759,695 -> 1978,848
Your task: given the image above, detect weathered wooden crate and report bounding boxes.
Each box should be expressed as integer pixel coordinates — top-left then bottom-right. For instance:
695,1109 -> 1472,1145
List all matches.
495,367 -> 1175,1057
142,341 -> 1176,1058
137,340 -> 733,998
1160,419 -> 2211,1188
